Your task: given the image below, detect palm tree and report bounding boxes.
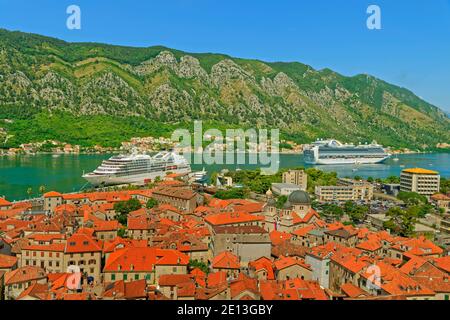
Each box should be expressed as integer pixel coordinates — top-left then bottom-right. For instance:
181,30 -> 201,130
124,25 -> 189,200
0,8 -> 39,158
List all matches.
39,185 -> 46,195
26,187 -> 33,199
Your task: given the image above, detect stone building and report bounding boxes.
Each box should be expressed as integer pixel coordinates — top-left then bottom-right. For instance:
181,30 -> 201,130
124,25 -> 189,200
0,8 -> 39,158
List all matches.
264,190 -> 320,233
211,225 -> 271,262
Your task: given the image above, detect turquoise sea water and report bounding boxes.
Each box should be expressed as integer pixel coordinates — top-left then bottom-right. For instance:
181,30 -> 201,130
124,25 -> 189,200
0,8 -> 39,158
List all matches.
0,153 -> 449,201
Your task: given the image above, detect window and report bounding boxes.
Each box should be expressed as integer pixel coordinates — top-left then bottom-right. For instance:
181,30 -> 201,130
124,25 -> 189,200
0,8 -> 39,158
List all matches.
135,274 -> 139,280
111,274 -> 116,281
173,267 -> 177,272
123,274 -> 128,281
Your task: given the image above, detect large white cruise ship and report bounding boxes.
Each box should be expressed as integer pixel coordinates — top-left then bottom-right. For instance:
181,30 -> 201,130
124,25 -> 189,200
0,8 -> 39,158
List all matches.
82,151 -> 191,186
303,139 -> 390,165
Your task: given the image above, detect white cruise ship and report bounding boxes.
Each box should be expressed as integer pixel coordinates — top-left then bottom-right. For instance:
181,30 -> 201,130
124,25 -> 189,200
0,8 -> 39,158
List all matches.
82,151 -> 191,186
303,139 -> 390,165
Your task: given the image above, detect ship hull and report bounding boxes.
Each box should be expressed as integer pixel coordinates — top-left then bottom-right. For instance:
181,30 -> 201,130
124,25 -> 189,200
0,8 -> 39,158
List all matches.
83,168 -> 191,186
305,156 -> 390,165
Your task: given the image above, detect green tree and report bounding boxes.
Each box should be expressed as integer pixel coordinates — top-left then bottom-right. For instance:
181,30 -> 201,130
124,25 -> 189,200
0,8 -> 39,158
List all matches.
26,187 -> 33,199
440,177 -> 450,194
214,188 -> 247,200
146,198 -> 158,209
38,185 -> 46,195
189,259 -> 209,274
383,207 -> 416,237
322,204 -> 344,220
114,198 -> 142,226
384,176 -> 400,184
117,228 -> 127,238
276,195 -> 288,209
343,201 -> 369,223
397,191 -> 427,206
210,172 -> 219,186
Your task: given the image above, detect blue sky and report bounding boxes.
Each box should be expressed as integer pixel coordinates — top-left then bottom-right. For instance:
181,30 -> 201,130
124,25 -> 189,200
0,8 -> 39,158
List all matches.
1,0 -> 449,112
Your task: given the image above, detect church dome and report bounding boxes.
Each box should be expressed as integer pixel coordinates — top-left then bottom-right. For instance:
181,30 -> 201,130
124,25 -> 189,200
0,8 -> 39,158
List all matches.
267,197 -> 276,207
288,190 -> 311,204
283,200 -> 293,209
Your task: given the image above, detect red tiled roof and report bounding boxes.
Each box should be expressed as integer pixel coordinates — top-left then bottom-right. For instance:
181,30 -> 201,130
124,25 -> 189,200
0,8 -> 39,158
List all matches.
4,266 -> 47,285
0,198 -> 12,207
360,261 -> 435,297
207,271 -> 228,287
356,239 -> 382,252
291,225 -> 316,237
16,282 -> 49,300
431,193 -> 450,201
65,233 -> 102,253
152,186 -> 196,200
341,283 -> 368,298
205,211 -> 264,226
23,243 -> 65,252
274,256 -> 311,271
248,257 -> 275,280
269,230 -> 292,245
158,274 -> 192,286
230,273 -> 258,298
44,191 -> 62,198
104,247 -> 189,272
432,256 -> 450,273
93,220 -> 121,232
212,251 -> 240,269
0,254 -> 18,269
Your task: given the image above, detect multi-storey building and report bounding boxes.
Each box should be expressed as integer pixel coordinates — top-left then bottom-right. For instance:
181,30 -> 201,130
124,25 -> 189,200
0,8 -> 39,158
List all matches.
315,183 -> 373,202
400,168 -> 440,196
282,170 -> 308,191
211,225 -> 271,262
151,187 -> 201,213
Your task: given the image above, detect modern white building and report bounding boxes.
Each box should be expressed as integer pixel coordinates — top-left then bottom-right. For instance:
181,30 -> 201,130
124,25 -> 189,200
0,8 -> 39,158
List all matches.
271,183 -> 301,196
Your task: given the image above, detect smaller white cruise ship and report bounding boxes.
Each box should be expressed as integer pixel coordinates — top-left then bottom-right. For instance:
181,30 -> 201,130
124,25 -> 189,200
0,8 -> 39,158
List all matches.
303,139 -> 390,165
82,151 -> 191,186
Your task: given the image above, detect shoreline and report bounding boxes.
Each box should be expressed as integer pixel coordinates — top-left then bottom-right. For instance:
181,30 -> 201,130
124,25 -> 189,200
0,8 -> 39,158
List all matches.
1,149 -> 449,157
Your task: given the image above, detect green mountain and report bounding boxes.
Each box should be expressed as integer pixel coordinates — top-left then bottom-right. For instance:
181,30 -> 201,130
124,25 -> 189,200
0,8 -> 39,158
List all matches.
0,29 -> 449,149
